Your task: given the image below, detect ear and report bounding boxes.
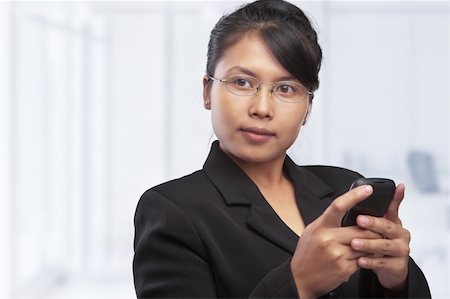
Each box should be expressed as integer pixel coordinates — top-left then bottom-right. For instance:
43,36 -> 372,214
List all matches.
203,75 -> 212,110
302,99 -> 313,126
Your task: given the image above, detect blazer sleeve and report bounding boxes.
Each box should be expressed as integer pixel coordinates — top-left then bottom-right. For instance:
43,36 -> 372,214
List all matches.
405,257 -> 431,298
133,189 -> 302,299
249,259 -> 299,298
133,190 -> 218,298
249,257 -> 432,299
358,257 -> 431,298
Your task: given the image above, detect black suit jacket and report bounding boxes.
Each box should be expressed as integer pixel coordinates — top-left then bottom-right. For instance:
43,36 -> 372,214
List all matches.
133,141 -> 430,298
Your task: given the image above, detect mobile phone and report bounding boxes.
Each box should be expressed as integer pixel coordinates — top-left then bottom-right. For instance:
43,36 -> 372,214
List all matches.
341,178 -> 396,227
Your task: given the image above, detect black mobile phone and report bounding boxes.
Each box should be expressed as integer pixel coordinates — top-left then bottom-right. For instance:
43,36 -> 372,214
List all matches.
341,178 -> 396,227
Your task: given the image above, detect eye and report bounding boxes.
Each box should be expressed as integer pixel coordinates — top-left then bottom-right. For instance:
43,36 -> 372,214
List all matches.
236,79 -> 249,87
276,83 -> 296,94
228,76 -> 254,90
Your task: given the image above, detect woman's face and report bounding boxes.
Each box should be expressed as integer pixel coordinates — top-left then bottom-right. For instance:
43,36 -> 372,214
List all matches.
203,32 -> 310,164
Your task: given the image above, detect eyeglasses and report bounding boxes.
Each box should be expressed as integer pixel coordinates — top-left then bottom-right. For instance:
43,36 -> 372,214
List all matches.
207,74 -> 313,103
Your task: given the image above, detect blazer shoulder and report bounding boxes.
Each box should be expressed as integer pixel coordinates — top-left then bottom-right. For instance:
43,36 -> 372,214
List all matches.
138,169 -> 215,208
302,165 -> 364,198
303,165 -> 363,180
152,169 -> 206,191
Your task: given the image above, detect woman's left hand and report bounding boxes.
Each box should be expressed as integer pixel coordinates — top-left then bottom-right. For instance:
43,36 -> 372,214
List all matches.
350,183 -> 410,291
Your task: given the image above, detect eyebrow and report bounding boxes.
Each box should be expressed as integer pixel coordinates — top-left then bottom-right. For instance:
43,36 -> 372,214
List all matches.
224,66 -> 257,77
224,66 -> 298,82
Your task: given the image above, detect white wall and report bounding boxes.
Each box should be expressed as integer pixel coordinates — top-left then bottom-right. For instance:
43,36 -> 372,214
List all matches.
0,1 -> 448,298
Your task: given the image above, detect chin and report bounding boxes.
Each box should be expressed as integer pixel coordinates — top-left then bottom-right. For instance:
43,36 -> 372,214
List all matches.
231,145 -> 285,164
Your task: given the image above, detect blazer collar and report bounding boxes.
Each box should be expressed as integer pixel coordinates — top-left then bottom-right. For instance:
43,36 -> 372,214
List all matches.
283,155 -> 334,226
203,141 -> 259,206
203,141 -> 335,253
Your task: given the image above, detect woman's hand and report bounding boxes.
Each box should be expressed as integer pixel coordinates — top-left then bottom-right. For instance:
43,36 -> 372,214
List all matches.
350,184 -> 410,291
290,185 -> 381,299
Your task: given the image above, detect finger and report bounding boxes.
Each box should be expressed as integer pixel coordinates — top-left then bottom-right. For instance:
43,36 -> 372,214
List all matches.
333,226 -> 382,245
385,184 -> 405,223
329,244 -> 372,261
356,215 -> 410,240
358,256 -> 409,290
347,249 -> 372,260
321,185 -> 373,227
357,256 -> 408,274
351,238 -> 410,257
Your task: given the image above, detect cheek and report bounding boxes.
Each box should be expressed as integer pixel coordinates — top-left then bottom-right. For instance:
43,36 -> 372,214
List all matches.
210,107 -> 225,133
284,105 -> 308,128
279,106 -> 308,140
284,122 -> 302,145
211,97 -> 228,123
210,96 -> 241,136
210,89 -> 243,121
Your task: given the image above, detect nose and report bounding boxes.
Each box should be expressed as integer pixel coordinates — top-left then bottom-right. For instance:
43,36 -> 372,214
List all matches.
248,83 -> 274,119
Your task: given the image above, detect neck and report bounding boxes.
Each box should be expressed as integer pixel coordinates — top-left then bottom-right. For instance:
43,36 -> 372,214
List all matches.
228,153 -> 288,190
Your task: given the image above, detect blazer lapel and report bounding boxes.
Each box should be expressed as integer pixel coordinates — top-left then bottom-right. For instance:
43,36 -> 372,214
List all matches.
203,142 -> 298,253
203,141 -> 335,254
246,157 -> 336,254
246,192 -> 299,253
284,156 -> 335,226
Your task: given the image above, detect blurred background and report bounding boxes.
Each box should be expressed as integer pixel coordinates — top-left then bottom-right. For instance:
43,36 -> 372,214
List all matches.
0,0 -> 448,298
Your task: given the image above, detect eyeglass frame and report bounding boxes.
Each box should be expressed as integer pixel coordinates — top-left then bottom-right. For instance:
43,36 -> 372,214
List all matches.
206,74 -> 314,103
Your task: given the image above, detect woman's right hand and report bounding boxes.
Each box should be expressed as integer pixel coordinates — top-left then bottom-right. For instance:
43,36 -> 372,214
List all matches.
290,185 -> 381,299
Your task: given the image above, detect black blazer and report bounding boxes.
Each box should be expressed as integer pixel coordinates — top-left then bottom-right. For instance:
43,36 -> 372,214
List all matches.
133,141 -> 430,298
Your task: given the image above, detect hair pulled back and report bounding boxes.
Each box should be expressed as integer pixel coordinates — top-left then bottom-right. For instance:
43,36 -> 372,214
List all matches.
206,0 -> 322,92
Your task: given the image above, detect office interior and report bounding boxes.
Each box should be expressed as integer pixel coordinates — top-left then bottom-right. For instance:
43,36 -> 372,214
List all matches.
0,1 -> 448,298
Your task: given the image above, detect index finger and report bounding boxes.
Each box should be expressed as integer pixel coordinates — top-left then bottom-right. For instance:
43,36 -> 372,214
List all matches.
320,185 -> 373,227
384,183 -> 405,224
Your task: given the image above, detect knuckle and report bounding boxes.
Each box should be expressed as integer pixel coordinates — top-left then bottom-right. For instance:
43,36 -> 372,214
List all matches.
384,223 -> 395,234
317,240 -> 327,252
376,259 -> 387,269
404,228 -> 412,242
400,243 -> 411,256
316,238 -> 333,253
331,200 -> 347,214
381,240 -> 392,255
329,248 -> 344,261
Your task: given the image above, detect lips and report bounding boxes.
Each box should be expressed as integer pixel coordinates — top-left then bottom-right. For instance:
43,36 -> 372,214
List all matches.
240,127 -> 275,143
241,127 -> 275,136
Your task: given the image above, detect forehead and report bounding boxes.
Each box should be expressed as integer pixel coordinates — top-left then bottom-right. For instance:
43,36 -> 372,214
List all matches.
214,32 -> 292,81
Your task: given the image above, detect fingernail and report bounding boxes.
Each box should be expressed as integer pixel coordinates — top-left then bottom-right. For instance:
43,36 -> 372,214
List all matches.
364,185 -> 373,194
358,215 -> 369,226
359,258 -> 368,266
353,239 -> 363,249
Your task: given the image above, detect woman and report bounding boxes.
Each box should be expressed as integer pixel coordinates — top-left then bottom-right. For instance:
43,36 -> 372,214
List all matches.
133,0 -> 431,298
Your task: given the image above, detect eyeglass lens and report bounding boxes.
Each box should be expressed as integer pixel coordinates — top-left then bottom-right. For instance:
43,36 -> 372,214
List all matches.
225,75 -> 308,103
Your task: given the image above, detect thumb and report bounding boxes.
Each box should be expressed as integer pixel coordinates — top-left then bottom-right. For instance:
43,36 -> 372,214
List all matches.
320,185 -> 373,227
385,183 -> 405,224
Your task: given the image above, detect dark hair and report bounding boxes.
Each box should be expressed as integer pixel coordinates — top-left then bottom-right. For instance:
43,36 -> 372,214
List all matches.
206,0 -> 322,92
